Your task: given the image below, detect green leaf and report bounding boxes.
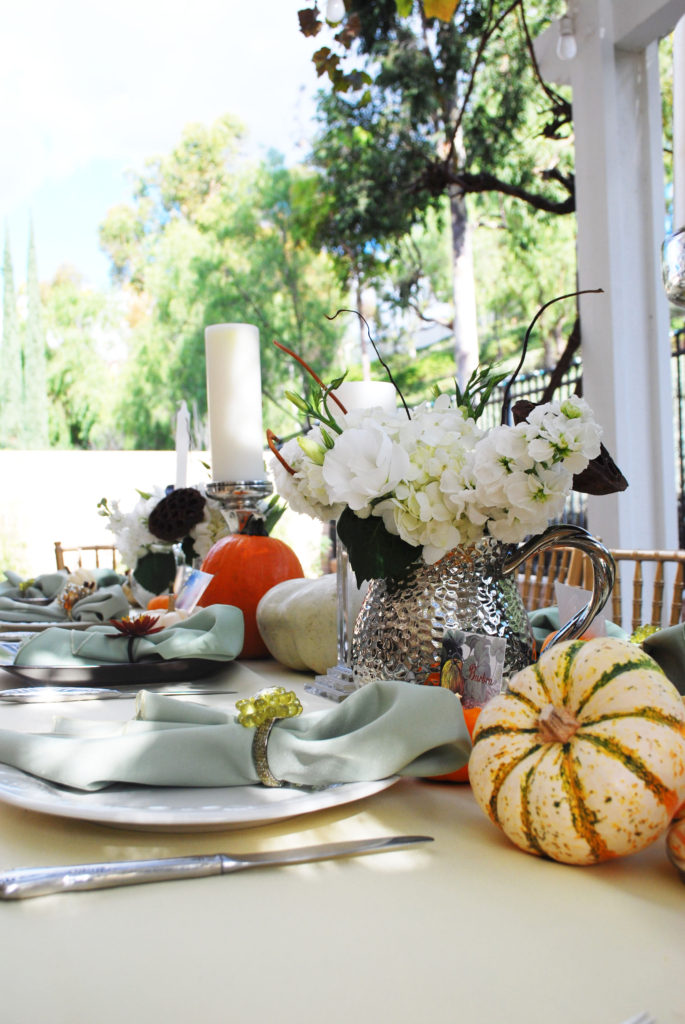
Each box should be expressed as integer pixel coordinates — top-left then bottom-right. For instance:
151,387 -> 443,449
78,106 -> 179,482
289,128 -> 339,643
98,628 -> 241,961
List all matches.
395,0 -> 413,15
263,495 -> 286,535
180,535 -> 198,564
133,550 -> 176,595
337,507 -> 421,586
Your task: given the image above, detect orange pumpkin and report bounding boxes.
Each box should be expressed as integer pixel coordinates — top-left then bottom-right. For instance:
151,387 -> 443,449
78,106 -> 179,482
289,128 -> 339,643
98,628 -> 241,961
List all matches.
199,518 -> 304,658
147,595 -> 171,611
432,706 -> 482,783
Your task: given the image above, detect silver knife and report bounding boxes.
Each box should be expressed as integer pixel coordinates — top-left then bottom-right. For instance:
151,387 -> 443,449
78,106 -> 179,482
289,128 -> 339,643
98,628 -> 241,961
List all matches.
0,835 -> 433,899
0,686 -> 237,703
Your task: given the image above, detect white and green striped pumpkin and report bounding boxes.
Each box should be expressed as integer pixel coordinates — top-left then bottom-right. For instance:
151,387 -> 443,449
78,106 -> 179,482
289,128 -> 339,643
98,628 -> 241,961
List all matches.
469,637 -> 685,865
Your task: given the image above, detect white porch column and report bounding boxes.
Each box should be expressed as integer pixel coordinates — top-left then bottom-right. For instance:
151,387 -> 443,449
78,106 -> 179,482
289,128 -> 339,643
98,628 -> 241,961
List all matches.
536,0 -> 679,551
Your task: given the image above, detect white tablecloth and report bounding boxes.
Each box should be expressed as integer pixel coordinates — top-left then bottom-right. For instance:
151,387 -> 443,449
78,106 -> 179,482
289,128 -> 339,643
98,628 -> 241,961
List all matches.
0,659 -> 682,1024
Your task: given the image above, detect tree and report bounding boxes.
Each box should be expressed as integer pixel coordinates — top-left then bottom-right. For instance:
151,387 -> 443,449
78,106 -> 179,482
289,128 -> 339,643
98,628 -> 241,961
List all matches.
42,267 -> 122,448
299,0 -> 573,379
22,222 -> 50,448
1,233 -> 23,447
99,118 -> 347,448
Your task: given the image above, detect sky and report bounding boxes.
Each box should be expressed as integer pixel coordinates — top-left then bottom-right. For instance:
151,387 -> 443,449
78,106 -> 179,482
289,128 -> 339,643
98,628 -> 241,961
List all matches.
0,0 -> 320,291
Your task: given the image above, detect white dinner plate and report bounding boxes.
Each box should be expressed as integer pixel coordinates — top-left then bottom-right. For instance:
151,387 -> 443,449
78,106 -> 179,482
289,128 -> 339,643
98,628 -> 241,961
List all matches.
0,763 -> 398,832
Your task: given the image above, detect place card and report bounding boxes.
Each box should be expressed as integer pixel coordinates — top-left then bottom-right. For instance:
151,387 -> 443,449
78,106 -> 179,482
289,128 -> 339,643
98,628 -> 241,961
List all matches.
439,629 -> 507,708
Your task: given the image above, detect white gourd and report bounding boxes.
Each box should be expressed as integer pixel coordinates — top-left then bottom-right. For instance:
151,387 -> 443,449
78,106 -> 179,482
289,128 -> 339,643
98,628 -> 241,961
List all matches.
256,573 -> 367,674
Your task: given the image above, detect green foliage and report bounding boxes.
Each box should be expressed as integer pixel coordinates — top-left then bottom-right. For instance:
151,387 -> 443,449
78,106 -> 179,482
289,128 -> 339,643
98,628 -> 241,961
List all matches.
337,504 -> 421,584
98,119 -> 348,449
448,363 -> 509,420
22,224 -> 49,448
1,235 -> 23,447
132,549 -> 177,595
42,268 -> 122,448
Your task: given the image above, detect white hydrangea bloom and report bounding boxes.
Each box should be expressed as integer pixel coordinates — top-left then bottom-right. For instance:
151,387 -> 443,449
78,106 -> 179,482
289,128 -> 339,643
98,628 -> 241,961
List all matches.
322,420 -> 412,513
270,433 -> 342,522
270,389 -> 603,567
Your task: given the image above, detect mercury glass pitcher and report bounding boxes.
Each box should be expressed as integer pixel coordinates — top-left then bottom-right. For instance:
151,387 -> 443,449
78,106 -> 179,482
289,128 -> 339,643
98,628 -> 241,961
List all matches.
351,524 -> 615,687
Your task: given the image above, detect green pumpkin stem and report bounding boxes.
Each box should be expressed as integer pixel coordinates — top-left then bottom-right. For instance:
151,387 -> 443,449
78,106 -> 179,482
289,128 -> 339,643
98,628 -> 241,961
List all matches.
239,514 -> 269,537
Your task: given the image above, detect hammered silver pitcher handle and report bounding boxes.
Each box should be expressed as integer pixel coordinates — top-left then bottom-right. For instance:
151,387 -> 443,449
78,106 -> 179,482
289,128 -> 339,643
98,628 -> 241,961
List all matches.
503,524 -> 616,649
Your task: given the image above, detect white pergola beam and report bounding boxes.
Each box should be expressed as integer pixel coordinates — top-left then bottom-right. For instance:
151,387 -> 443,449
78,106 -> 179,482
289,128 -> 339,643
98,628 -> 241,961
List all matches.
612,0 -> 685,50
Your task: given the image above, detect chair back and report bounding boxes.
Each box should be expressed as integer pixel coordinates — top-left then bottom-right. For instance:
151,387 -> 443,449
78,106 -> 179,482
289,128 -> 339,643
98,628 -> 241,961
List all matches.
516,544 -> 685,633
516,546 -> 587,612
608,549 -> 685,633
54,541 -> 118,573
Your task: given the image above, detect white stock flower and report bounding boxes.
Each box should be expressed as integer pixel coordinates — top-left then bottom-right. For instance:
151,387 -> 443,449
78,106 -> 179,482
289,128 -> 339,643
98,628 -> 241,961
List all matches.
526,395 -> 601,473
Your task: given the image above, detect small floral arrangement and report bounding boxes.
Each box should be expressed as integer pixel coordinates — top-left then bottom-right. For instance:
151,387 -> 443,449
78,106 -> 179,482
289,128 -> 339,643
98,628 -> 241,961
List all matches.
268,316 -> 604,585
98,485 -> 227,595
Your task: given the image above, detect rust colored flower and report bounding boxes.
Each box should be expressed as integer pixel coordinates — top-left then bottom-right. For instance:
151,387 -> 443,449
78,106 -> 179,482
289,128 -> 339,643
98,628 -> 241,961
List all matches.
109,615 -> 165,637
108,614 -> 165,662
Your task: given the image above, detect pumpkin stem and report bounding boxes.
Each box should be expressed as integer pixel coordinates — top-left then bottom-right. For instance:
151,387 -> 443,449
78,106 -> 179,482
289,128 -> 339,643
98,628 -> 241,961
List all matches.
240,515 -> 269,537
537,704 -> 580,743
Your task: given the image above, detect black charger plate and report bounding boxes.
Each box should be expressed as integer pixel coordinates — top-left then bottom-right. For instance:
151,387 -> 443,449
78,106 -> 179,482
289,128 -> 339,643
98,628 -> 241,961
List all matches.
3,659 -> 225,687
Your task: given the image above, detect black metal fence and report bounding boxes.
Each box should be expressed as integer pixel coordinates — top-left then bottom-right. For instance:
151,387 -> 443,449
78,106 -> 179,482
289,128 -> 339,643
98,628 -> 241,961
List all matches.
671,326 -> 685,547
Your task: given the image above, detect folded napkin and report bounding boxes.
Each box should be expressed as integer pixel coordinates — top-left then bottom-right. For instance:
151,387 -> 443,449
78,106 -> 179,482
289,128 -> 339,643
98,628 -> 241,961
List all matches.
642,625 -> 685,695
13,605 -> 244,667
528,606 -> 627,646
0,569 -> 129,624
0,680 -> 471,791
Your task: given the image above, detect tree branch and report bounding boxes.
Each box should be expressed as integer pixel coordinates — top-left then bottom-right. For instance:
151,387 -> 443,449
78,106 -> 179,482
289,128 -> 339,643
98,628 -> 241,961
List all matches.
455,169 -> 575,214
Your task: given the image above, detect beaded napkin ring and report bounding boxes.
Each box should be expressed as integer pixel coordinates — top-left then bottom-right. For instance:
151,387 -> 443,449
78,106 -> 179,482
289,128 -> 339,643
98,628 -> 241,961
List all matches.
57,581 -> 97,618
236,687 -> 303,787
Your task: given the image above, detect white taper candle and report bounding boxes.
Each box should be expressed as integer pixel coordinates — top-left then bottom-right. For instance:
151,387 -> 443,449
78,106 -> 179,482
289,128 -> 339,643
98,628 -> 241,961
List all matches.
174,400 -> 190,490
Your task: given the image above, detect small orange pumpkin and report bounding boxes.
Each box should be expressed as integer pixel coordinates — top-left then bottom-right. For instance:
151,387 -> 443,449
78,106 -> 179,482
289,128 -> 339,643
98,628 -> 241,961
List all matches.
199,517 -> 304,658
147,595 -> 171,611
432,706 -> 482,783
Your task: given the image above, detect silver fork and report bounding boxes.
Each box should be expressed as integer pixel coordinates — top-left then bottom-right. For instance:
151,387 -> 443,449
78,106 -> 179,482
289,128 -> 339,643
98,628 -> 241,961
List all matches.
619,1013 -> 656,1024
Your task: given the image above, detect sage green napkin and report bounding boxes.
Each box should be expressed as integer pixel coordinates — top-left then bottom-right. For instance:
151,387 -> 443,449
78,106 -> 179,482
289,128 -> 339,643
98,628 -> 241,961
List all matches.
13,606 -> 244,667
0,680 -> 471,791
0,569 -> 128,623
528,606 -> 627,646
642,625 -> 685,695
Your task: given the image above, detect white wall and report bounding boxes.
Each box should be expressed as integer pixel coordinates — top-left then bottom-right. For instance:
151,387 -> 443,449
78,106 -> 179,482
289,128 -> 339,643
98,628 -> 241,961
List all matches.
0,450 -> 328,579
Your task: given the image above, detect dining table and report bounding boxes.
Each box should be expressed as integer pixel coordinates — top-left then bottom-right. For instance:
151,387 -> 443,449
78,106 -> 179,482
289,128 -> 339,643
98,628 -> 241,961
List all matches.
0,654 -> 682,1024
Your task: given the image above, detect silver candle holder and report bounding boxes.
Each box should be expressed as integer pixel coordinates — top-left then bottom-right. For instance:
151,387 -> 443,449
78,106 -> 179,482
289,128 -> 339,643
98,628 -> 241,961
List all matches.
206,479 -> 273,532
306,536 -> 358,703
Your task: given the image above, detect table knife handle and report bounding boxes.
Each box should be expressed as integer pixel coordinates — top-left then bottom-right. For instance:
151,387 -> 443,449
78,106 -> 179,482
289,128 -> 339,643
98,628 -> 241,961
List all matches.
0,855 -> 225,899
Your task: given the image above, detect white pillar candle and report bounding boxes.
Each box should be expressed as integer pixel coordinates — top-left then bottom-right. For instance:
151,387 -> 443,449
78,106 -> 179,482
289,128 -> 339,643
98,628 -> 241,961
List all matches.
330,380 -> 397,420
174,400 -> 190,490
205,323 -> 265,481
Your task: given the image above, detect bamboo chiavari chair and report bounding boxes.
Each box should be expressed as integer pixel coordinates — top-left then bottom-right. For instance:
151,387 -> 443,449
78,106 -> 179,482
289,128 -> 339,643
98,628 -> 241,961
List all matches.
607,549 -> 685,632
54,541 -> 118,573
516,545 -> 685,632
516,546 -> 587,612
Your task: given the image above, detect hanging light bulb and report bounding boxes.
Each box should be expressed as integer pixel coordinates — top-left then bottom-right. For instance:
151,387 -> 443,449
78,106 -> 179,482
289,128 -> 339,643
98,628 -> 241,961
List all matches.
556,12 -> 577,61
326,0 -> 346,24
